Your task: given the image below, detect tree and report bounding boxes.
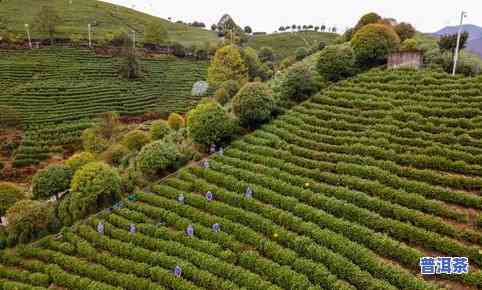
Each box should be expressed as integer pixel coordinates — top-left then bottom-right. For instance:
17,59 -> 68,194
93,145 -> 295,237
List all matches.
232,82 -> 275,128
315,26 -> 320,32
65,152 -> 96,173
32,165 -> 72,200
244,26 -> 253,34
394,22 -> 416,42
354,12 -> 382,32
292,24 -> 297,30
186,100 -> 236,148
118,50 -> 144,79
150,120 -> 172,140
401,38 -> 418,52
208,45 -> 248,87
295,47 -> 309,60
0,182 -> 25,217
69,162 -> 121,221
317,44 -> 356,81
279,26 -> 285,32
144,22 -> 169,45
34,6 -> 62,45
97,111 -> 120,141
81,128 -> 108,153
136,140 -> 179,176
280,62 -> 322,102
258,47 -> 275,63
321,25 -> 326,32
351,24 -> 400,67
122,130 -> 151,151
6,200 -> 53,244
167,113 -> 185,130
211,24 -> 218,31
438,32 -> 469,54
241,47 -> 271,81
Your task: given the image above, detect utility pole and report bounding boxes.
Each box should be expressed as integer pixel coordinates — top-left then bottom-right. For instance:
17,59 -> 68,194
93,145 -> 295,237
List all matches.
88,23 -> 92,48
452,11 -> 468,76
25,23 -> 32,49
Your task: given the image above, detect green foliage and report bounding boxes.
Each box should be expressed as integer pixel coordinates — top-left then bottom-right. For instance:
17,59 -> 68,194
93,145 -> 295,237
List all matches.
65,152 -> 96,173
81,128 -> 108,154
6,200 -> 52,244
69,162 -> 121,221
317,44 -> 356,81
144,22 -> 169,45
214,87 -> 230,105
280,62 -> 322,102
167,113 -> 185,130
354,12 -> 382,31
136,140 -> 179,176
232,82 -> 275,128
96,111 -> 120,141
0,106 -> 23,130
425,50 -> 482,76
34,6 -> 62,45
149,120 -> 172,141
351,24 -> 400,67
0,182 -> 25,216
186,100 -> 236,147
438,32 -> 469,53
101,144 -> 130,167
220,80 -> 241,99
118,50 -> 144,79
394,22 -> 416,41
208,45 -> 248,87
122,130 -> 151,151
241,47 -> 271,81
258,47 -> 275,63
32,165 -> 72,200
400,38 -> 418,52
295,47 -> 309,61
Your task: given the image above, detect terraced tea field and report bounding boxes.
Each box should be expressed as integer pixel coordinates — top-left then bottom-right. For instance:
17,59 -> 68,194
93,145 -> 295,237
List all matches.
0,48 -> 208,166
2,69 -> 482,290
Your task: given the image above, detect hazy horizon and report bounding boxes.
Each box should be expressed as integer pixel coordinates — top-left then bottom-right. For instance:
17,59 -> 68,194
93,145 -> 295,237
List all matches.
103,0 -> 481,33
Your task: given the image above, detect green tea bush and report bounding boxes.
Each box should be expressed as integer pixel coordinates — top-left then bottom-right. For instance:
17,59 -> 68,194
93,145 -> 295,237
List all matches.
6,200 -> 53,244
233,82 -> 275,128
32,164 -> 73,200
122,130 -> 151,151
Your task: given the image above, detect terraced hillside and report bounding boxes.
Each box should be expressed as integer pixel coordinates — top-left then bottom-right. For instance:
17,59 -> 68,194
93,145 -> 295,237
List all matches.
2,69 -> 482,290
0,0 -> 219,46
247,31 -> 338,60
0,48 -> 209,166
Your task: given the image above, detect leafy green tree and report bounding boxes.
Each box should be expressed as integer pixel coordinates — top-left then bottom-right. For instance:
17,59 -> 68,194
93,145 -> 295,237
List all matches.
244,26 -> 252,34
32,165 -> 72,200
65,152 -> 96,173
144,22 -> 169,45
295,47 -> 309,60
208,45 -> 248,87
136,140 -> 179,176
81,128 -> 108,153
167,113 -> 185,130
118,50 -> 144,79
69,162 -> 121,221
232,82 -> 275,128
354,12 -> 382,32
241,47 -> 271,81
122,130 -> 151,151
101,144 -> 129,167
187,100 -> 236,147
351,24 -> 400,67
258,47 -> 275,63
6,200 -> 53,244
438,32 -> 469,53
317,44 -> 356,81
150,120 -> 172,140
0,182 -> 25,217
280,62 -> 322,102
400,38 -> 418,51
394,22 -> 416,41
34,6 -> 62,45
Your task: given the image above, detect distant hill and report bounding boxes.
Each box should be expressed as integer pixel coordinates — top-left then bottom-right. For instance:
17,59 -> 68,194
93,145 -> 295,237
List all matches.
247,31 -> 338,60
0,0 -> 219,46
433,24 -> 482,57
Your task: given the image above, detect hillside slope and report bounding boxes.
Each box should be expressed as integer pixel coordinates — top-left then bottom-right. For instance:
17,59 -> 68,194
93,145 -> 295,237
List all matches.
0,47 -> 209,167
247,31 -> 338,60
0,0 -> 219,46
1,69 -> 481,290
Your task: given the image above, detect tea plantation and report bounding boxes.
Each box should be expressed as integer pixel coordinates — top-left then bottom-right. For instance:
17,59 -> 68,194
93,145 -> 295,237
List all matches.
0,48 -> 209,166
1,68 -> 481,289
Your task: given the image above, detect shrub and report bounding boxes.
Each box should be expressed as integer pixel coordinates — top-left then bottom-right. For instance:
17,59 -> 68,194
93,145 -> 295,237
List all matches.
351,24 -> 400,67
121,167 -> 146,194
32,164 -> 73,200
118,50 -> 144,79
81,128 -> 108,153
258,47 -> 275,62
280,56 -> 296,70
96,111 -> 120,140
69,162 -> 121,221
215,87 -> 230,105
0,182 -> 25,216
208,45 -> 248,87
150,120 -> 172,140
136,140 -> 179,176
122,130 -> 151,151
295,47 -> 309,60
400,38 -> 418,52
187,100 -> 236,147
232,82 -> 275,128
280,62 -> 322,102
65,152 -> 96,172
394,22 -> 416,42
354,12 -> 382,31
317,44 -> 357,81
241,47 -> 271,81
167,113 -> 185,130
102,144 -> 130,166
6,200 -> 52,244
171,42 -> 186,57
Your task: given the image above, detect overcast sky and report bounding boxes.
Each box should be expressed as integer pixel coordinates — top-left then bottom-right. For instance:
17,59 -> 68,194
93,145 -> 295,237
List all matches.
103,0 -> 481,33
